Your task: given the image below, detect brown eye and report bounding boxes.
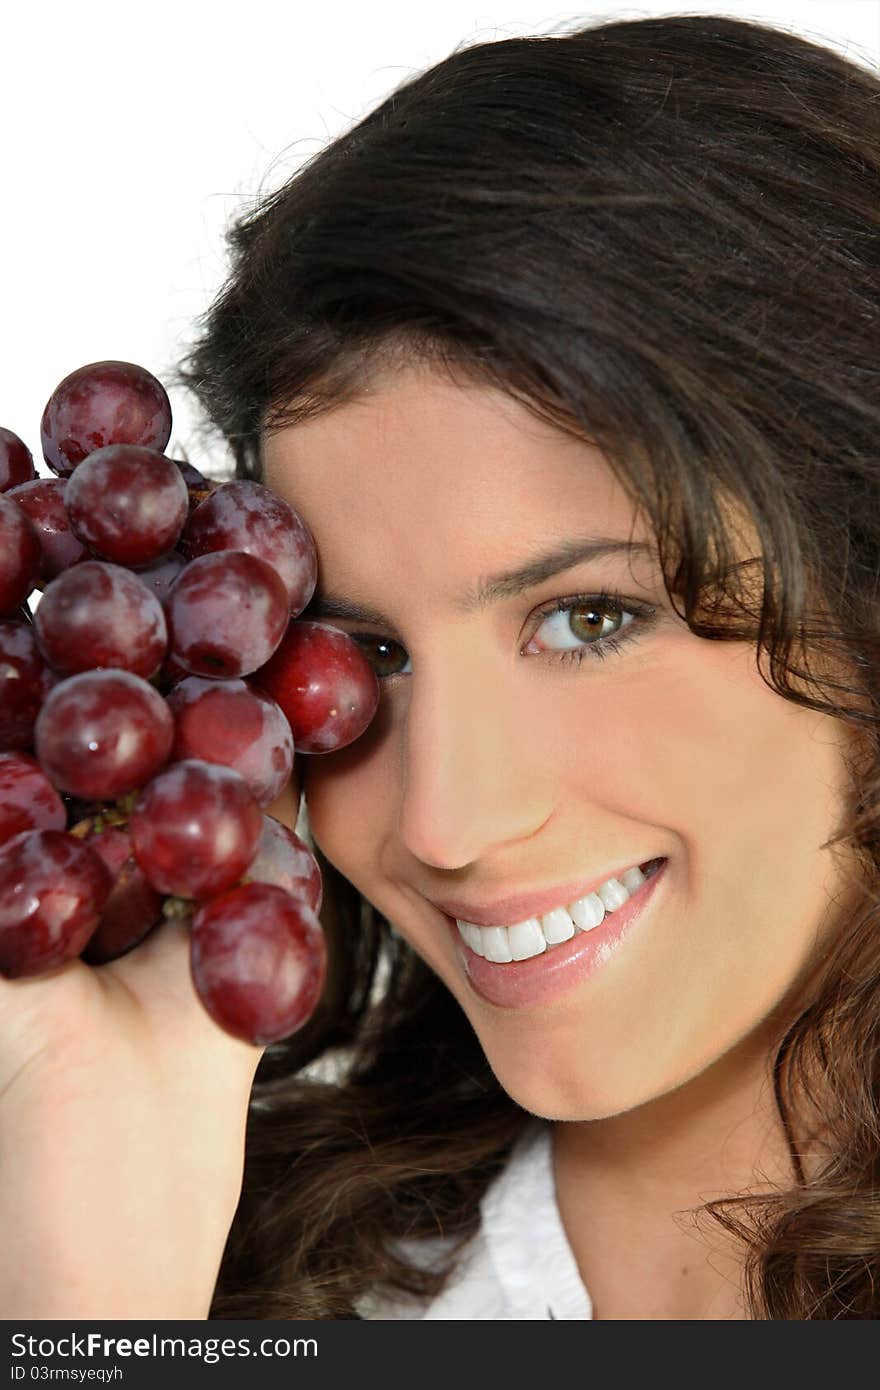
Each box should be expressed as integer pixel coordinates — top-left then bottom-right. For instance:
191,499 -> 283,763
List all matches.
532,597 -> 625,652
566,599 -> 624,642
351,634 -> 411,679
525,592 -> 654,665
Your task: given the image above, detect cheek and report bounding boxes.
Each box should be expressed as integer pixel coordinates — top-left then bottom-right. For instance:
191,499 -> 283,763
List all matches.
549,636 -> 847,887
294,633 -> 857,1123
303,635 -> 847,926
528,642 -> 709,834
301,639 -> 740,883
300,694 -> 398,886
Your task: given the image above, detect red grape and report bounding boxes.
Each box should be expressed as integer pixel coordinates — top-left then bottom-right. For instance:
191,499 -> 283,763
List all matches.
155,650 -> 190,692
246,814 -> 323,913
34,560 -> 167,678
165,550 -> 288,679
0,355 -> 373,1043
7,477 -> 87,582
0,752 -> 66,844
173,458 -> 215,512
254,620 -> 379,753
0,427 -> 36,492
174,458 -> 209,490
134,549 -> 187,605
73,823 -> 164,964
0,621 -> 57,750
40,360 -> 172,478
0,493 -> 42,617
35,669 -> 174,800
166,676 -> 293,807
182,479 -> 317,615
64,444 -> 188,568
129,759 -> 262,900
0,829 -> 113,978
190,882 -> 327,1044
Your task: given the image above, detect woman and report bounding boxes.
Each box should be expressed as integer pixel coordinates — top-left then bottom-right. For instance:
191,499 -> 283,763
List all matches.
1,12 -> 878,1320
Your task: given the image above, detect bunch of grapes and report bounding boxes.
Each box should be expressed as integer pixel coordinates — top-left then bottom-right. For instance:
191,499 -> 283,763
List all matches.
0,361 -> 380,1045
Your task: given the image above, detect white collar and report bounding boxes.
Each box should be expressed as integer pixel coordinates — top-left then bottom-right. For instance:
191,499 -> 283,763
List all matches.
478,1121 -> 593,1320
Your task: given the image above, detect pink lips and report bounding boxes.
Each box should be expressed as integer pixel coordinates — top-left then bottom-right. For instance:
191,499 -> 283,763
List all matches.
449,857 -> 668,1010
431,858 -> 661,929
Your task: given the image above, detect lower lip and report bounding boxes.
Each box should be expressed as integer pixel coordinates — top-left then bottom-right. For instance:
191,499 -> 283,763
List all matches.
448,859 -> 668,1010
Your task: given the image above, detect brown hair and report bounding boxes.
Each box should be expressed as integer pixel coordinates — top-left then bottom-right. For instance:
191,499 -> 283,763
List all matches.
177,13 -> 880,1317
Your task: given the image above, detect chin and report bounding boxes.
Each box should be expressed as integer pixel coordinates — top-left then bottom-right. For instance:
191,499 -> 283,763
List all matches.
474,1016 -> 735,1123
475,1039 -> 646,1122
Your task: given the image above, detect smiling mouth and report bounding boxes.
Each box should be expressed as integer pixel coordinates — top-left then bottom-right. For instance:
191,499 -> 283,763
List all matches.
453,858 -> 666,963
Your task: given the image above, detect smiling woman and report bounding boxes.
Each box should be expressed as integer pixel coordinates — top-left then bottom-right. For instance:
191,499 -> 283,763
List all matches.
178,13 -> 880,1319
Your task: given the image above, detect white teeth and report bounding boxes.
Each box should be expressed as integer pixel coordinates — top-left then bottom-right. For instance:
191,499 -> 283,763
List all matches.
458,922 -> 484,954
568,892 -> 605,932
456,862 -> 652,962
597,877 -> 630,912
621,865 -> 648,893
482,926 -> 513,963
541,906 -> 576,944
508,917 -> 547,960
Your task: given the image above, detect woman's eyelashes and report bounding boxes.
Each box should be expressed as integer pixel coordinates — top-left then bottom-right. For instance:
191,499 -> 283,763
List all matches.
525,590 -> 659,666
340,591 -> 659,681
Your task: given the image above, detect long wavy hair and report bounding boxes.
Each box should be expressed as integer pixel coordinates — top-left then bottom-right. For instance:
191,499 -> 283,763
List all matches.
176,13 -> 880,1318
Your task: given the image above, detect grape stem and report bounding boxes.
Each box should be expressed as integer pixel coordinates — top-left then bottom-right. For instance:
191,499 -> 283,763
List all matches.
161,896 -> 196,923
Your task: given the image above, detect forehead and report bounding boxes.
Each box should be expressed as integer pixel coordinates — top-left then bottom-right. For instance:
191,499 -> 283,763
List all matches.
262,366 -> 645,544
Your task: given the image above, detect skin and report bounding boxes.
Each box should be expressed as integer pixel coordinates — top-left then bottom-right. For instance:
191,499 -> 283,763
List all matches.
0,918 -> 263,1317
263,363 -> 859,1319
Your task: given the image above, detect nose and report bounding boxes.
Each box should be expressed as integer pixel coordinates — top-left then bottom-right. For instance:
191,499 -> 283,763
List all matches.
396,641 -> 552,870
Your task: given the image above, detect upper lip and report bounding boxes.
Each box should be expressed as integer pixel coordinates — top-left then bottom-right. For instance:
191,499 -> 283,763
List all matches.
429,858 -> 660,928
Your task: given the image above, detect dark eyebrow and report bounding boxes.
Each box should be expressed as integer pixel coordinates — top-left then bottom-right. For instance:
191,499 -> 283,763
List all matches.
302,536 -> 656,627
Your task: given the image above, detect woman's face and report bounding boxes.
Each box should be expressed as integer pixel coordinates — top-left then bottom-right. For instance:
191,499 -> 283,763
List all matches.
263,364 -> 856,1121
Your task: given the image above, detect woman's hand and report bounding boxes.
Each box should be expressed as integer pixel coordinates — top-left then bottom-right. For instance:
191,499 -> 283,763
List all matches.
0,917 -> 261,1319
0,766 -> 302,1320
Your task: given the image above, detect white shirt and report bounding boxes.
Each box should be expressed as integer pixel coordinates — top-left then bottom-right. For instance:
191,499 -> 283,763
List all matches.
356,1121 -> 593,1320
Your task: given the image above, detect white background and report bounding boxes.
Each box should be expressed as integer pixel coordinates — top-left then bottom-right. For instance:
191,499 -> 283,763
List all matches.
3,1 -> 878,480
